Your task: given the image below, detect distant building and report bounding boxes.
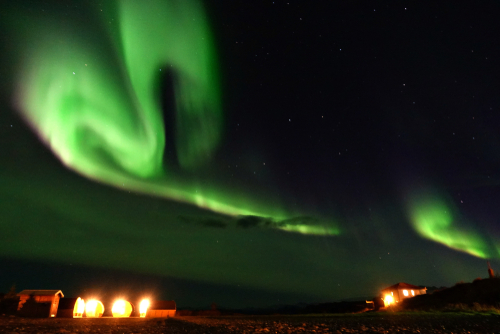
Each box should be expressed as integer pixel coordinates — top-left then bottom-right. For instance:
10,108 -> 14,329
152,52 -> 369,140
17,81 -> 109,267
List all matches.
380,283 -> 426,306
17,290 -> 64,317
146,300 -> 176,317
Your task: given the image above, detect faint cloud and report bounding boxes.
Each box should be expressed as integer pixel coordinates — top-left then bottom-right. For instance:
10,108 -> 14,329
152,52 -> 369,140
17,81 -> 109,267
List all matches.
179,214 -> 339,236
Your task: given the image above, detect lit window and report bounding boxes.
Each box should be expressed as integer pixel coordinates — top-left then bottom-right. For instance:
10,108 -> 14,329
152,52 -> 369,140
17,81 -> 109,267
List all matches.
391,291 -> 393,296
411,290 -> 415,296
403,290 -> 409,296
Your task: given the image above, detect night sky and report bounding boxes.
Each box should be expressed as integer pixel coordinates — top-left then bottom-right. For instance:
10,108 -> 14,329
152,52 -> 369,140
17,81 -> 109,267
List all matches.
1,0 -> 500,309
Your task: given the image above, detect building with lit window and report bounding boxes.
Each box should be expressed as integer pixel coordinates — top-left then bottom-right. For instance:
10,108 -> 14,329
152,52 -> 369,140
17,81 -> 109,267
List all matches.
380,283 -> 426,307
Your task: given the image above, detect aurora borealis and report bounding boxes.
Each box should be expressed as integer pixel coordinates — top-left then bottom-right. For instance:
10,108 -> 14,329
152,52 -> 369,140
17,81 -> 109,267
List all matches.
9,0 -> 342,233
14,0 -> 268,218
407,188 -> 500,259
1,0 -> 500,308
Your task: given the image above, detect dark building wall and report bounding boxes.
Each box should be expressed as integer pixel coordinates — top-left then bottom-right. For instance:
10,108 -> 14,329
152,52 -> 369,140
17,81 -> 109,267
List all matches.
17,295 -> 60,318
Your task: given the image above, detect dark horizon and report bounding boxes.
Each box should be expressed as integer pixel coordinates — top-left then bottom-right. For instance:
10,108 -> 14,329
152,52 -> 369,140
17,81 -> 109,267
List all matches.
0,254 -> 448,310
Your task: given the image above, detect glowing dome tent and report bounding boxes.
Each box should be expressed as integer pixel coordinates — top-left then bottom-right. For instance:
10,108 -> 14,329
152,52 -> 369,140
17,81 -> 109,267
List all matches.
85,300 -> 104,318
111,300 -> 133,317
139,299 -> 150,317
380,282 -> 426,306
73,297 -> 85,318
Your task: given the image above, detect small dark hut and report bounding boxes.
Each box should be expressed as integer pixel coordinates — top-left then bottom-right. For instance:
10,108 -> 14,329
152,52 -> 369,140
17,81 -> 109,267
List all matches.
17,290 -> 64,318
146,300 -> 176,317
56,297 -> 78,318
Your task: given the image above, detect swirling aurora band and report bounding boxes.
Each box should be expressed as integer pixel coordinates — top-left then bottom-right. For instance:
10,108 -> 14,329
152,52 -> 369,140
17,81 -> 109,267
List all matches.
12,0 -> 338,236
407,190 -> 500,258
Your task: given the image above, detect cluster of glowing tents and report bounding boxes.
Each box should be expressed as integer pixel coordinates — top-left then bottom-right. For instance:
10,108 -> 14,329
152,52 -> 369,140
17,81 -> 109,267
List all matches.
72,297 -> 149,318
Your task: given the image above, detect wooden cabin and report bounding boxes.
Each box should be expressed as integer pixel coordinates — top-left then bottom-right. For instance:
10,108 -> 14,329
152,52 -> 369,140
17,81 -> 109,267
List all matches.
146,300 -> 176,317
380,282 -> 426,306
17,290 -> 64,318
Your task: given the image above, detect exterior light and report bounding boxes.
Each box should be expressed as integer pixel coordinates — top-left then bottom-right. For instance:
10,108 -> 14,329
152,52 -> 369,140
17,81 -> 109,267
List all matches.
383,294 -> 394,307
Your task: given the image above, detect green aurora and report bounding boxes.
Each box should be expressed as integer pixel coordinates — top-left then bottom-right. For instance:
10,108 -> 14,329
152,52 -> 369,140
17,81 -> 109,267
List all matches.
10,0 -> 337,236
407,189 -> 500,259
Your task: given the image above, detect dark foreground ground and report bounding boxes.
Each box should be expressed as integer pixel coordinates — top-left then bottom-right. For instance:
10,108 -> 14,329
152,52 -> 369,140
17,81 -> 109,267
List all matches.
1,313 -> 500,333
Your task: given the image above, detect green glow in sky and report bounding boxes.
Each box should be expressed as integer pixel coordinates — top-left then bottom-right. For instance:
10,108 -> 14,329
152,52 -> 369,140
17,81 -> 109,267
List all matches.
17,0 -> 218,179
277,224 -> 340,236
10,0 -> 328,232
407,190 -> 498,258
118,0 -> 222,170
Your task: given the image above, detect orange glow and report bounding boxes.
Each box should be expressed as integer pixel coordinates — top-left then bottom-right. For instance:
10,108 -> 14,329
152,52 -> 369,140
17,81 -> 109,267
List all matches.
112,300 -> 133,318
139,299 -> 150,317
384,294 -> 394,307
73,297 -> 85,318
85,299 -> 104,318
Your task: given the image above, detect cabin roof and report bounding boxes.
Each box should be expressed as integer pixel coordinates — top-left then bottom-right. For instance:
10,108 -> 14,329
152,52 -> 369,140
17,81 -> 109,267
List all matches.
17,290 -> 64,297
381,283 -> 426,291
149,300 -> 176,310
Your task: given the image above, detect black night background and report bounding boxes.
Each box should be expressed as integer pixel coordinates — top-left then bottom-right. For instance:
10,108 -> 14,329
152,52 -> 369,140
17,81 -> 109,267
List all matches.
1,0 -> 500,309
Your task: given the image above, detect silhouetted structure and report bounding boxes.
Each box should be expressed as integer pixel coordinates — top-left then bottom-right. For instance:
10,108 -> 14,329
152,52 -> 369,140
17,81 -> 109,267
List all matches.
0,285 -> 20,315
487,261 -> 495,278
146,300 -> 176,317
56,297 -> 78,318
17,290 -> 63,318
